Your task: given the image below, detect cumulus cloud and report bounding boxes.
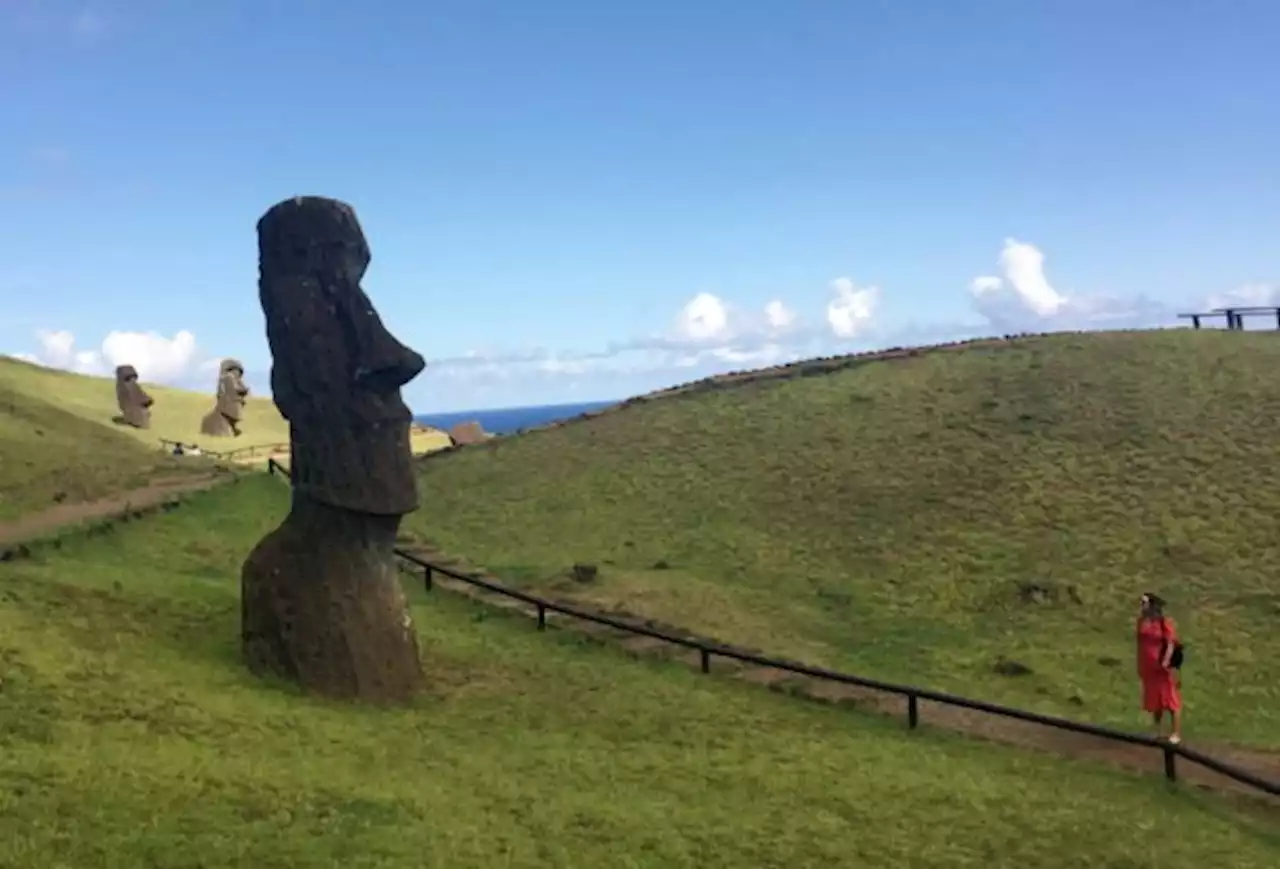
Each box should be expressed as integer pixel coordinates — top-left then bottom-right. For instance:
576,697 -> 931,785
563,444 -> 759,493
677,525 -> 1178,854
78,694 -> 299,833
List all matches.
763,299 -> 797,331
968,238 -> 1066,321
101,330 -> 198,381
969,238 -> 1168,329
426,268 -> 886,397
673,292 -> 732,342
30,329 -> 103,374
825,277 -> 880,338
762,300 -> 799,334
16,328 -> 202,383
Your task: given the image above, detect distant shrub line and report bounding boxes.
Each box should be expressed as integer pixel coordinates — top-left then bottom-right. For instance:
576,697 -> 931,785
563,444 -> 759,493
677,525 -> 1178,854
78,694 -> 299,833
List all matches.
257,456 -> 1277,798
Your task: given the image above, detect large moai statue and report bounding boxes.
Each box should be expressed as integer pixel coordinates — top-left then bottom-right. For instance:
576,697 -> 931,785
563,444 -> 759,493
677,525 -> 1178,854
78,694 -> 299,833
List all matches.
200,358 -> 250,437
240,196 -> 426,703
114,365 -> 154,429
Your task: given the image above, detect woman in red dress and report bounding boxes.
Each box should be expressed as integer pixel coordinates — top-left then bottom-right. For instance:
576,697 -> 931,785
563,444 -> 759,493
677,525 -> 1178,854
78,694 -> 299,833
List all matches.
1136,593 -> 1182,743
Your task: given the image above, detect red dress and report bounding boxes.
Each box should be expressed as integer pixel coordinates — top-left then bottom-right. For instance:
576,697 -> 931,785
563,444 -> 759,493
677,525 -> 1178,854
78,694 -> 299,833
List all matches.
1136,617 -> 1181,713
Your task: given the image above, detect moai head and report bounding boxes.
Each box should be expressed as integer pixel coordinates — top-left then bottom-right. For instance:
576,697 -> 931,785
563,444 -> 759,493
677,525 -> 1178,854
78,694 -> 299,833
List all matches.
257,196 -> 425,516
215,358 -> 250,422
114,364 -> 154,428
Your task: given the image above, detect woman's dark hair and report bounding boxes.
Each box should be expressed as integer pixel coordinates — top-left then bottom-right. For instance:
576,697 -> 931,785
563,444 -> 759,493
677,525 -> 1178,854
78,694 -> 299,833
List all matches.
1141,592 -> 1166,616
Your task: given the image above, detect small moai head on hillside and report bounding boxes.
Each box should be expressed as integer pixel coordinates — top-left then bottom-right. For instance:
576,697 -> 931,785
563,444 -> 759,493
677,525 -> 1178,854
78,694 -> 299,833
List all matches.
114,364 -> 154,428
215,358 -> 250,422
257,196 -> 426,516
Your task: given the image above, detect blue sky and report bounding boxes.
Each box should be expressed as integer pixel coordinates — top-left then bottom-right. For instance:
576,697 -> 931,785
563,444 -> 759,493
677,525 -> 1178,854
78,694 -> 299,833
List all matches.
2,0 -> 1278,412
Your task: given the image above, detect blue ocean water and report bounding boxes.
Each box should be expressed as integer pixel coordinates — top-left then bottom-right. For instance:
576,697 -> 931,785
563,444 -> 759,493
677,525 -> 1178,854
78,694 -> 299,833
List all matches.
413,400 -> 617,436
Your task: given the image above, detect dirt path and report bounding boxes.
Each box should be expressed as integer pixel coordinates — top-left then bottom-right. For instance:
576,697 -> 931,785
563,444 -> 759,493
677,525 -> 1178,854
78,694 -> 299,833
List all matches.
0,471 -> 235,551
399,542 -> 1280,805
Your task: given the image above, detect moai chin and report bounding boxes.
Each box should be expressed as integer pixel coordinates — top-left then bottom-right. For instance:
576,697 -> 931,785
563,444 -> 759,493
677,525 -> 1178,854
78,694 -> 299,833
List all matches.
200,358 -> 250,437
240,195 -> 427,703
114,365 -> 154,429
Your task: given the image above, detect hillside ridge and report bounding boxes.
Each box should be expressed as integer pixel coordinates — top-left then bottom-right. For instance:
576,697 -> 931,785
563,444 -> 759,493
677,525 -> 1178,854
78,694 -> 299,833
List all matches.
415,329 -> 1115,463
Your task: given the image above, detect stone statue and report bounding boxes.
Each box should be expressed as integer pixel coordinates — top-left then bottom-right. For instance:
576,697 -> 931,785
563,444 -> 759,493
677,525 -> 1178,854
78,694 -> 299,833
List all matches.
200,358 -> 250,437
240,195 -> 426,703
113,364 -> 154,429
448,421 -> 488,446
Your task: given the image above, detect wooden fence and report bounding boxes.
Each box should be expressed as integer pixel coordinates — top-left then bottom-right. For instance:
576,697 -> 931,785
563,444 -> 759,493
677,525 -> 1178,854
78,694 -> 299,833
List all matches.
264,458 -> 1278,799
159,439 -> 289,462
217,442 -> 290,461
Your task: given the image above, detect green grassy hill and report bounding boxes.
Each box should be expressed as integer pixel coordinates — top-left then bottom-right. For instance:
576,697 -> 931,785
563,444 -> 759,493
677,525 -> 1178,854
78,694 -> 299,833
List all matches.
1,476 -> 1275,867
0,377 -> 210,521
0,355 -> 291,454
407,330 -> 1280,748
0,356 -> 452,462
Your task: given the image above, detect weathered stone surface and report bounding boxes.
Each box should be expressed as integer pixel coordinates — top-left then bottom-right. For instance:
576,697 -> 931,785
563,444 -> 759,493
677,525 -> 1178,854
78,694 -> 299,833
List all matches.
200,358 -> 250,437
241,195 -> 426,703
113,365 -> 153,429
448,421 -> 488,446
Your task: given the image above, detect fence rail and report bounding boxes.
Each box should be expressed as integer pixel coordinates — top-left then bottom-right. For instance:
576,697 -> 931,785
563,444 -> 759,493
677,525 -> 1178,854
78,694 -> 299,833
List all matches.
218,442 -> 290,461
159,439 -> 290,461
263,458 -> 1278,799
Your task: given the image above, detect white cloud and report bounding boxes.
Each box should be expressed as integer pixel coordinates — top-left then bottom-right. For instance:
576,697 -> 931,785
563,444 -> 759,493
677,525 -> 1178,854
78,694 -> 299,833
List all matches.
764,299 -> 797,331
33,329 -> 103,374
101,329 -> 198,382
968,238 -> 1066,321
427,276 -> 877,391
825,277 -> 879,338
1000,238 -> 1066,317
969,275 -> 1003,296
17,328 -> 202,383
968,237 -> 1168,329
673,292 -> 731,342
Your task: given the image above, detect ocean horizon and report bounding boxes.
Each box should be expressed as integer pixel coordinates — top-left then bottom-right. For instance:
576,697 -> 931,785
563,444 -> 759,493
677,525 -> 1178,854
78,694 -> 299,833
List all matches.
413,399 -> 618,436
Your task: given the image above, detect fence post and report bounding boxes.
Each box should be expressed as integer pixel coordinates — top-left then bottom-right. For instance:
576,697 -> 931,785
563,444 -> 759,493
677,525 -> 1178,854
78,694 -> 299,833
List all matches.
699,647 -> 710,673
536,603 -> 546,630
1163,745 -> 1177,783
423,565 -> 433,591
907,693 -> 919,729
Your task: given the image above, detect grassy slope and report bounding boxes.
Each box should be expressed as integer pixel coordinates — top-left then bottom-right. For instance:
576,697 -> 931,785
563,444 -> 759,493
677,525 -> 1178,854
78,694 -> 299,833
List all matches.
0,356 -> 452,458
0,380 -> 209,521
0,476 -> 1275,868
408,330 -> 1280,748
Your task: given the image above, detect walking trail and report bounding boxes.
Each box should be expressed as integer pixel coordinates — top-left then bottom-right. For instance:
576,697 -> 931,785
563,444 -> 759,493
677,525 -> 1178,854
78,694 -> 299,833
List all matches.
2,476 -> 1275,807
0,471 -> 234,551
400,540 -> 1280,806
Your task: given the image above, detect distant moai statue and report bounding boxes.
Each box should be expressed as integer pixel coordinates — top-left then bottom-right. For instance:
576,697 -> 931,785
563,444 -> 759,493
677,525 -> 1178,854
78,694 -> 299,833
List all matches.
200,358 -> 250,437
113,365 -> 154,429
240,195 -> 427,703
